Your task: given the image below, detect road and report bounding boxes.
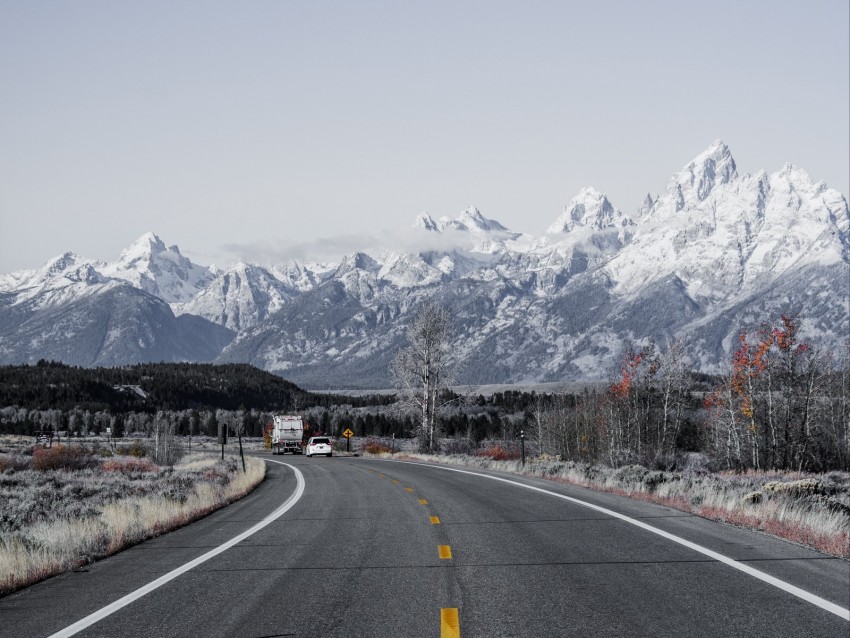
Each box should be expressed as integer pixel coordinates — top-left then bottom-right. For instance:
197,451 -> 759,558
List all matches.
2,454 -> 848,637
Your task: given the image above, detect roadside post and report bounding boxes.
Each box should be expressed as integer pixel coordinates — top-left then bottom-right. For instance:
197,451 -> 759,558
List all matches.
391,433 -> 395,455
520,429 -> 526,466
342,427 -> 354,453
218,423 -> 227,460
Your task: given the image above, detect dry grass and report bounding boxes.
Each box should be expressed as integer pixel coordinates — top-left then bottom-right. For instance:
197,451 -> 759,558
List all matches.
382,452 -> 850,559
0,451 -> 265,596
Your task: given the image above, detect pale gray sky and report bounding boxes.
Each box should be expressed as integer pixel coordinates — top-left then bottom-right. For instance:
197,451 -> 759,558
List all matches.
1,0 -> 848,272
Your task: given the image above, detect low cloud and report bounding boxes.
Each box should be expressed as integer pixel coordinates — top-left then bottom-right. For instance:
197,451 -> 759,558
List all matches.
219,226 -> 483,267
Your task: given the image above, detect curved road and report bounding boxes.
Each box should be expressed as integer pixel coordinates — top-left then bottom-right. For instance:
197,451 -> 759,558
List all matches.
2,454 -> 848,637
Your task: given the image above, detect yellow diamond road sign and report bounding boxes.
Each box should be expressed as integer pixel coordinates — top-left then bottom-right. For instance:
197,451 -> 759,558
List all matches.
342,428 -> 354,438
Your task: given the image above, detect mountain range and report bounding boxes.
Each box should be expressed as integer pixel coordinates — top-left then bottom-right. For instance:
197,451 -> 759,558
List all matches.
1,140 -> 847,389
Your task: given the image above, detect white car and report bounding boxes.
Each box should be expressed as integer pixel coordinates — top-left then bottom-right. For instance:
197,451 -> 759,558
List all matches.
305,436 -> 333,457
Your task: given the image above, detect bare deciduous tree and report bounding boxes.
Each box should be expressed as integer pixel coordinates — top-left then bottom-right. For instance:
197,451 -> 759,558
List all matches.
391,301 -> 458,453
151,410 -> 182,465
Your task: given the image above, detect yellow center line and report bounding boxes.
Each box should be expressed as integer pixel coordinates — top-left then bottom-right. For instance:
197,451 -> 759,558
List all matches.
441,608 -> 460,638
438,545 -> 452,559
391,479 -> 399,484
405,487 -> 414,492
430,516 -> 441,524
419,498 -> 428,505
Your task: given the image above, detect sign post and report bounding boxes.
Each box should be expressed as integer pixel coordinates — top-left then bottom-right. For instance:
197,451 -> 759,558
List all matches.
238,426 -> 246,473
520,429 -> 526,466
342,427 -> 354,453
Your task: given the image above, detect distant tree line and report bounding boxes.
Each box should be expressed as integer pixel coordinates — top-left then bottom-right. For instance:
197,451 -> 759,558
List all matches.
0,361 -> 396,438
0,361 -> 394,413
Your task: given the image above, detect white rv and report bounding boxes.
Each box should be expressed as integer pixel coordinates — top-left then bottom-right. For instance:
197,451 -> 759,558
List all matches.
271,415 -> 304,454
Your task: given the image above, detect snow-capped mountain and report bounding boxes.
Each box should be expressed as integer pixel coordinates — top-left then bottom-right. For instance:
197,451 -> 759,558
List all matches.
607,140 -> 848,297
2,141 -> 847,388
0,236 -> 231,366
101,232 -> 215,304
0,252 -> 120,311
415,206 -> 531,254
174,262 -> 299,332
546,187 -> 632,234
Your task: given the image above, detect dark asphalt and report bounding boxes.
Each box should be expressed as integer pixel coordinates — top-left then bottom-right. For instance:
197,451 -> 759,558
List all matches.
1,454 -> 848,637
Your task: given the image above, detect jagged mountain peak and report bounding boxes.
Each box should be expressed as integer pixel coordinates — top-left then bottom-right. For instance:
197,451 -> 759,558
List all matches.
410,207 -> 522,255
0,250 -> 116,311
417,207 -> 511,234
415,212 -> 439,231
26,252 -> 106,288
638,193 -> 657,216
102,233 -> 214,304
773,162 -> 819,187
335,252 -> 380,275
659,139 -> 738,212
42,251 -> 84,275
608,142 -> 849,296
547,187 -> 629,234
457,206 -> 509,232
112,232 -> 198,274
21,252 -> 109,290
119,232 -> 169,263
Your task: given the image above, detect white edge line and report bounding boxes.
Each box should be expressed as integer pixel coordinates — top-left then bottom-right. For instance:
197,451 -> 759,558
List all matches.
47,460 -> 305,638
388,459 -> 850,621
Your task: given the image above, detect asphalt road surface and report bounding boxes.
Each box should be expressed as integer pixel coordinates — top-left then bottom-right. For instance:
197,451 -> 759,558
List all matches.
2,454 -> 848,637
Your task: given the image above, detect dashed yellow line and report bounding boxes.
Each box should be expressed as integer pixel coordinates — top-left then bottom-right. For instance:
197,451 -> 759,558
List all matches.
441,608 -> 460,638
391,479 -> 399,484
438,545 -> 452,559
430,516 -> 441,524
419,498 -> 428,505
405,487 -> 414,492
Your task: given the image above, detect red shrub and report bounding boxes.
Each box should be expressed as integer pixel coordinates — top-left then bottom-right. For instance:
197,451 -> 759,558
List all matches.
30,445 -> 96,471
363,439 -> 393,454
476,445 -> 520,461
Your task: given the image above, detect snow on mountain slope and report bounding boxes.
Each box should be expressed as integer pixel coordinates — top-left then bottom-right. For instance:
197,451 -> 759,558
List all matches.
0,237 -> 235,366
0,249 -> 234,366
533,187 -> 635,276
101,232 -> 215,304
0,284 -> 234,366
546,187 -> 632,233
607,142 -> 849,299
174,262 -> 298,332
271,260 -> 336,292
377,252 -> 446,288
650,139 -> 739,214
0,252 -> 119,310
